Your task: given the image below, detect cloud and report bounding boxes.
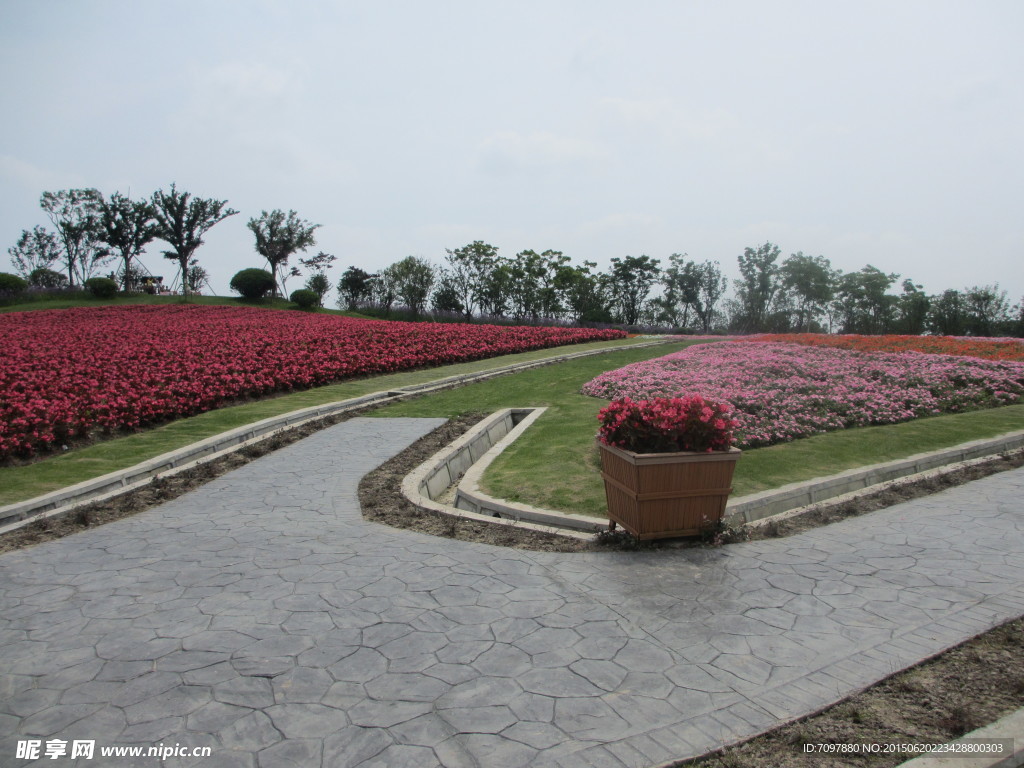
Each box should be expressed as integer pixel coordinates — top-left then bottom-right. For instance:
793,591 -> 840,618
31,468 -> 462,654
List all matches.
476,131 -> 608,176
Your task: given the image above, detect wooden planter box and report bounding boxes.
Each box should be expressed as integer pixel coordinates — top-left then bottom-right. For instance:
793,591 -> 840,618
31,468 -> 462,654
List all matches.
598,442 -> 742,540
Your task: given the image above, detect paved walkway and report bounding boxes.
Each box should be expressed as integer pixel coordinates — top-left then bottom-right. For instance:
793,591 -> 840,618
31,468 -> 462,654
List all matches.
2,418 -> 1023,768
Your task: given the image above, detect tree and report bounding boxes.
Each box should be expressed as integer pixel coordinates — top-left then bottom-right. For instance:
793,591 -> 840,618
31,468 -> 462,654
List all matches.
94,192 -> 157,291
151,184 -> 238,298
40,188 -> 108,286
186,261 -> 209,294
384,256 -> 435,316
658,253 -> 703,329
368,269 -> 397,312
608,255 -> 660,325
963,284 -> 1011,337
479,259 -> 513,318
431,269 -> 464,315
8,226 -> 62,279
445,241 -> 500,320
304,273 -> 331,305
927,289 -> 965,336
894,279 -> 930,335
734,242 -> 782,332
693,260 -> 728,333
780,252 -> 836,332
553,260 -> 608,322
337,266 -> 374,310
832,265 -> 899,334
247,209 -> 320,297
299,250 -> 337,308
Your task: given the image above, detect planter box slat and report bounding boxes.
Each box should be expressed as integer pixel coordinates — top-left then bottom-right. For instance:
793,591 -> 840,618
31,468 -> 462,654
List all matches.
599,442 -> 741,540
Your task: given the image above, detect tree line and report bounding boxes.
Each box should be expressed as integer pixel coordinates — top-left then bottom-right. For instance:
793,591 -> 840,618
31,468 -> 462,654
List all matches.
7,188 -> 1021,336
6,186 -> 323,300
339,241 -> 1023,337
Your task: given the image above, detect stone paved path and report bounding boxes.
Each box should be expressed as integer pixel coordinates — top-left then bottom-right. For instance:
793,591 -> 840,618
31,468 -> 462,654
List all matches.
2,418 -> 1023,768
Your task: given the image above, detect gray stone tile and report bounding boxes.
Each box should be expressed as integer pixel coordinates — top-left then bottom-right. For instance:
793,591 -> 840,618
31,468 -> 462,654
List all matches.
2,418 -> 1022,767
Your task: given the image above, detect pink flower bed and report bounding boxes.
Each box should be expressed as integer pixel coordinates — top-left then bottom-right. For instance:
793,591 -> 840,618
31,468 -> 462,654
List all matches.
582,342 -> 1024,448
0,305 -> 624,459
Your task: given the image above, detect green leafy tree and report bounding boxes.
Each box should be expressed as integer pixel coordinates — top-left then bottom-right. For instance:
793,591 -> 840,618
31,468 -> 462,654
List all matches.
368,269 -> 397,312
8,225 -> 62,279
553,260 -> 608,322
479,259 -> 513,318
609,255 -> 660,325
927,289 -> 966,336
186,261 -> 209,294
693,260 -> 728,333
299,250 -> 337,305
832,265 -> 899,334
152,184 -> 238,298
304,273 -> 330,305
780,252 -> 836,332
445,241 -> 500,320
734,242 -> 783,332
431,269 -> 464,315
40,188 -> 108,286
384,256 -> 436,317
963,284 -> 1011,337
657,253 -> 703,329
94,192 -> 158,291
894,279 -> 930,335
337,266 -> 374,310
247,209 -> 320,297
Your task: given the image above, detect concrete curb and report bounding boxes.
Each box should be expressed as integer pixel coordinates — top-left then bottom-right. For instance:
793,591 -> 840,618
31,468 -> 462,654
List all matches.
0,339 -> 672,535
400,408 -> 595,541
894,707 -> 1022,767
725,429 -> 1024,525
454,409 -> 607,533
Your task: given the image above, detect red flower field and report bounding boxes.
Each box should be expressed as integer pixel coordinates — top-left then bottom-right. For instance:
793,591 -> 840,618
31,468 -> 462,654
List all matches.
749,333 -> 1024,362
0,305 -> 624,460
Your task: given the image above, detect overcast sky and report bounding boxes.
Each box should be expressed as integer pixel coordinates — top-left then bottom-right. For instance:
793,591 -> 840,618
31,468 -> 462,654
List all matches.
2,1 -> 1022,303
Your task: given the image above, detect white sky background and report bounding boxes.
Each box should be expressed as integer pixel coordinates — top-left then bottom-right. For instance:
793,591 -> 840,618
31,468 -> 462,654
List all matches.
1,0 -> 1022,303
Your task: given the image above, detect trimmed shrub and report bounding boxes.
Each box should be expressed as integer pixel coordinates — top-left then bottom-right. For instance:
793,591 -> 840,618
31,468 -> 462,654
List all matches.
230,268 -> 276,300
0,273 -> 29,294
290,288 -> 319,310
84,277 -> 119,299
28,268 -> 69,289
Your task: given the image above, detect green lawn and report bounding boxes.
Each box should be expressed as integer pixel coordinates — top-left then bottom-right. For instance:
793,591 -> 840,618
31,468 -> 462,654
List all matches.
373,349 -> 1024,517
0,336 -> 654,506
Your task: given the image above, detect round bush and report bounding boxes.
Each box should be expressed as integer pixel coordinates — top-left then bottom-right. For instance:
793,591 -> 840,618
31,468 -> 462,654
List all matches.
28,268 -> 69,289
0,272 -> 28,294
290,288 -> 319,310
84,277 -> 119,299
230,268 -> 276,300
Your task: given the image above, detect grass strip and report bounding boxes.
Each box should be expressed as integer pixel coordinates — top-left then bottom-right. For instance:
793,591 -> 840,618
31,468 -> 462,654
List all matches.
0,336 -> 653,506
372,350 -> 1024,516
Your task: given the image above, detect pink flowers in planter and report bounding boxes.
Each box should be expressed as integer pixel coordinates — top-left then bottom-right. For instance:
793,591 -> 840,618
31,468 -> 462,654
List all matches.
583,342 -> 1024,449
0,304 -> 625,460
597,395 -> 739,453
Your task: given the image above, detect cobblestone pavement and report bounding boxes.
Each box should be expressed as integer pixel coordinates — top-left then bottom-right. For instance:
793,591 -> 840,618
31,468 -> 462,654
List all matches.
2,418 -> 1023,768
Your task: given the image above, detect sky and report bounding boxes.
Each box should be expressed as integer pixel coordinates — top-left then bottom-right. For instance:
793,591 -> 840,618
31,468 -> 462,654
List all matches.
1,0 -> 1022,303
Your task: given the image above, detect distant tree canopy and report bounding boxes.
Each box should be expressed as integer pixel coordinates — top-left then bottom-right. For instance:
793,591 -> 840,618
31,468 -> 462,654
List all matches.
5,186 -> 1020,335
